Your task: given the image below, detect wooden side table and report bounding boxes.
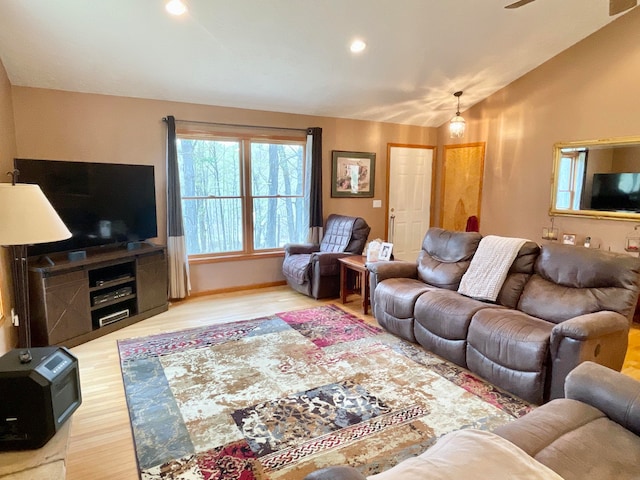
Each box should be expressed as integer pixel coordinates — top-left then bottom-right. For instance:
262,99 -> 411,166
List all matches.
338,255 -> 371,314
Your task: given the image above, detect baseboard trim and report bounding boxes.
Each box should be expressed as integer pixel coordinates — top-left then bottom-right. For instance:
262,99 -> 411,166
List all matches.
187,281 -> 287,298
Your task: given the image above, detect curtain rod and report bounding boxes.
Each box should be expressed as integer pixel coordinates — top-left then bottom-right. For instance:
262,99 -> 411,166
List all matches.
162,117 -> 308,133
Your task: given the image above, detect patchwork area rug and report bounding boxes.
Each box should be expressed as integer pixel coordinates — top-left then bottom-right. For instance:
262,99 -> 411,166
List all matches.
118,305 -> 532,480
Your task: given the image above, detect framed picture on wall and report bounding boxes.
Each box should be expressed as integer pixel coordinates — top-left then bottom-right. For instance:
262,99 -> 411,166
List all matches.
331,151 -> 376,198
562,233 -> 576,245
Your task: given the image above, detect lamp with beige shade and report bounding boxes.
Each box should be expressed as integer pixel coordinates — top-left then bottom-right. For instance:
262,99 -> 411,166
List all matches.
0,172 -> 71,352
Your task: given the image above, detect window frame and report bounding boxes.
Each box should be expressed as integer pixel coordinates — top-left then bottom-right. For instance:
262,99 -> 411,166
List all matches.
555,150 -> 586,211
176,129 -> 307,260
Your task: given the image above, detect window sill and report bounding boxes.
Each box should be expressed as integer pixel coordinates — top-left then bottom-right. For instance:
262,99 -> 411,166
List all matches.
188,251 -> 285,265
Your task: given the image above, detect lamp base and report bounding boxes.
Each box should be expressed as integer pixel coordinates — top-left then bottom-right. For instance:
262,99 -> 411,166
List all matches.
8,245 -> 30,349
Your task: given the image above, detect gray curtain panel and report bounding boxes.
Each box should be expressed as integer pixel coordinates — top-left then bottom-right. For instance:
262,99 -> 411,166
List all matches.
165,115 -> 191,299
307,127 -> 323,243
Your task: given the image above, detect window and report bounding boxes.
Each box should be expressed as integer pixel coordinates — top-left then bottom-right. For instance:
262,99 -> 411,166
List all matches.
555,149 -> 586,210
176,131 -> 308,257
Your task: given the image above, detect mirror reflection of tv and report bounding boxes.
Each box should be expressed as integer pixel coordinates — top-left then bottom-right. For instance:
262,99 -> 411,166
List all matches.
590,172 -> 640,212
14,158 -> 158,257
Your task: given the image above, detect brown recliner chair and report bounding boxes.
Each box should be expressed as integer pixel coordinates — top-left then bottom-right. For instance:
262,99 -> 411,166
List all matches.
282,214 -> 370,299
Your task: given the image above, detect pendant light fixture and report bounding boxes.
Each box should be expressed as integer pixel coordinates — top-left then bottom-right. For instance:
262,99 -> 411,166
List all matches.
449,91 -> 466,138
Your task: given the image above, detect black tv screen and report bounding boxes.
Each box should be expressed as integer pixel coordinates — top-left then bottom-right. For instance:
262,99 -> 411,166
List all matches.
590,172 -> 640,212
14,159 -> 158,256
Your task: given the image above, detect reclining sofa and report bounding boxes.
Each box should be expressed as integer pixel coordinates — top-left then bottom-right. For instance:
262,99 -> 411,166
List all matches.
305,361 -> 640,479
369,227 -> 640,404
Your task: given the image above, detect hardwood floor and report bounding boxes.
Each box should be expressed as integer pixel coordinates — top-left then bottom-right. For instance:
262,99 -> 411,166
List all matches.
65,286 -> 640,479
623,322 -> 640,379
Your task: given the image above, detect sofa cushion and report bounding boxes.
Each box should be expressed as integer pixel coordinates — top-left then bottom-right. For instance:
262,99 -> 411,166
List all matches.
345,217 -> 371,254
518,244 -> 640,323
496,241 -> 540,309
495,398 -> 604,454
416,228 -> 481,289
282,253 -> 312,284
374,278 -> 434,342
564,360 -> 640,436
368,429 -> 563,480
319,215 -> 357,253
415,290 -> 493,340
467,308 -> 554,404
497,398 -> 640,480
375,278 -> 434,319
319,215 -> 370,254
413,290 -> 496,366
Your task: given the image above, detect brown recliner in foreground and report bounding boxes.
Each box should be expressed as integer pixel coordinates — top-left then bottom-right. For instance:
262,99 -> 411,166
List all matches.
282,214 -> 370,299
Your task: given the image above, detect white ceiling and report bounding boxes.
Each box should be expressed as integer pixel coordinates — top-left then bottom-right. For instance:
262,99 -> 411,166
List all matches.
0,0 -> 633,128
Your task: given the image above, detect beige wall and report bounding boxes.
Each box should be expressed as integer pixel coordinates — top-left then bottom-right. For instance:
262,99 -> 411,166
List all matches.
6,6 -> 639,334
437,7 -> 640,252
613,146 -> 640,171
0,57 -> 18,354
11,88 -> 436,294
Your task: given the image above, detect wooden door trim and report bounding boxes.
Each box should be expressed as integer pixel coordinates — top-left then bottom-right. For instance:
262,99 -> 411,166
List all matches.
385,143 -> 437,240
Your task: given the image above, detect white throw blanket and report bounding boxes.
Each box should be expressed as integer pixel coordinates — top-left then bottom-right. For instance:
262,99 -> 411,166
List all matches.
457,235 -> 528,302
368,429 -> 565,480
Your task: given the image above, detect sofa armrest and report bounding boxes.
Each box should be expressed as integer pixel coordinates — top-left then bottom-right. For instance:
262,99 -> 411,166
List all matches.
548,311 -> 630,400
565,361 -> 640,436
310,251 -> 352,276
284,243 -> 320,256
367,261 -> 419,314
551,311 -> 629,342
367,260 -> 418,312
304,466 -> 366,480
368,260 -> 418,282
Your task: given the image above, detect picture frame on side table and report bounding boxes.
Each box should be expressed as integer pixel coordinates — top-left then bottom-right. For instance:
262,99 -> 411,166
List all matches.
562,234 -> 576,245
366,240 -> 382,262
331,150 -> 376,198
379,242 -> 393,261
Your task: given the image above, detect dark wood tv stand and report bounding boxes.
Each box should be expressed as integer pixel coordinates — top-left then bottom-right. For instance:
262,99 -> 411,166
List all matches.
28,243 -> 168,347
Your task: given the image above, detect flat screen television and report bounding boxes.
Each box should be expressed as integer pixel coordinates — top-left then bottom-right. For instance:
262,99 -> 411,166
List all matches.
590,172 -> 640,212
14,158 -> 158,257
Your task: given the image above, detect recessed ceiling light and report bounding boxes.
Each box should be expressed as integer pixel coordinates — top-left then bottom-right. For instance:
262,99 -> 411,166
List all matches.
350,39 -> 367,53
166,0 -> 187,16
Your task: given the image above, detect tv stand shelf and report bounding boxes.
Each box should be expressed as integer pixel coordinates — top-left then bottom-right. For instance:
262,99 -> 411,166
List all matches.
89,276 -> 134,292
28,244 -> 168,347
89,294 -> 137,311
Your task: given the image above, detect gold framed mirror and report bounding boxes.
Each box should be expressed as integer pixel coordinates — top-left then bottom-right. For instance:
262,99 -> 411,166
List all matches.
550,136 -> 640,221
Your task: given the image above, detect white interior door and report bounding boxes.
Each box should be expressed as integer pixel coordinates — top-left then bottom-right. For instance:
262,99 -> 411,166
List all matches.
388,146 -> 434,261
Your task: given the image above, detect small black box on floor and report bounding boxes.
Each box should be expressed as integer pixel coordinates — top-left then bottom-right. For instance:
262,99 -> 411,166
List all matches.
0,347 -> 82,451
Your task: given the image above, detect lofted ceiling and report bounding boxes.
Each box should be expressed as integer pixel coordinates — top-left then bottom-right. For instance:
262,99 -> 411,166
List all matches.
0,0 -> 634,128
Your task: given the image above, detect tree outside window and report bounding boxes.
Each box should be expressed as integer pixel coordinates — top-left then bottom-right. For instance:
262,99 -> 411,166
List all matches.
176,133 -> 307,256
